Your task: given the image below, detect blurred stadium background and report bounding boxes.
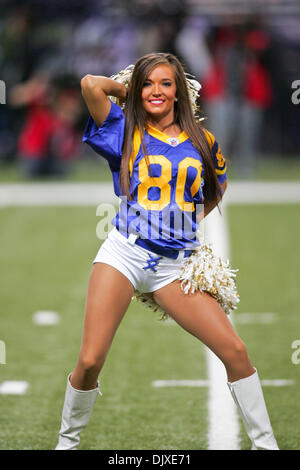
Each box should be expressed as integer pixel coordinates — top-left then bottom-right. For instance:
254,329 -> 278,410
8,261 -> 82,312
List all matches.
1,0 -> 300,450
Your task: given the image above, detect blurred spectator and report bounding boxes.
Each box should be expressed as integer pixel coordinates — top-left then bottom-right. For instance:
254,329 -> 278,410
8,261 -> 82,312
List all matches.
262,17 -> 300,155
9,74 -> 82,178
68,15 -> 138,78
133,0 -> 188,59
1,0 -> 300,179
200,17 -> 273,178
0,5 -> 37,161
175,15 -> 213,79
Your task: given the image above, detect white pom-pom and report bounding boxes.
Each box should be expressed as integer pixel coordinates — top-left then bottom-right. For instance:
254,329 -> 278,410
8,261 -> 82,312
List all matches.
187,78 -> 202,92
178,244 -> 240,316
133,243 -> 240,320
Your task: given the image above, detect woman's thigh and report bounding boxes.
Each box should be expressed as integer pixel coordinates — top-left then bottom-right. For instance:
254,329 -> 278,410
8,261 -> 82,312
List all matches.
153,280 -> 252,373
78,262 -> 135,363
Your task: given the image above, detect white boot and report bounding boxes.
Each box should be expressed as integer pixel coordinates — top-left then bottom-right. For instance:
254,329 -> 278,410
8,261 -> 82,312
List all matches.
55,374 -> 101,450
227,369 -> 279,450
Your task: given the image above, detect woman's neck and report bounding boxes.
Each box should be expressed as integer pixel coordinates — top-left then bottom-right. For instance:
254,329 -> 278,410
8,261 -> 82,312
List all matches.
147,117 -> 181,137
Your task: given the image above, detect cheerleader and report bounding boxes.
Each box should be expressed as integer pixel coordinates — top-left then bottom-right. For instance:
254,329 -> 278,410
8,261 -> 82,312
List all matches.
55,52 -> 278,450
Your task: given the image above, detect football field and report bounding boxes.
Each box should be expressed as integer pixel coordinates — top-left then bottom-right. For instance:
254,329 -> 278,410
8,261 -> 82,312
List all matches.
0,182 -> 300,450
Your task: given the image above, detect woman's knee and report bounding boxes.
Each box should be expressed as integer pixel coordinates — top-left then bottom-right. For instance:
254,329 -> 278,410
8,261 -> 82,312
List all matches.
222,338 -> 250,368
77,352 -> 106,376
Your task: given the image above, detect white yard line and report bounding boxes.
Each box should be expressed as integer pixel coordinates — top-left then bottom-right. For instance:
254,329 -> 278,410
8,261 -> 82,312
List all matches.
153,380 -> 210,388
223,181 -> 300,205
0,182 -> 117,207
152,379 -> 294,388
1,181 -> 300,207
235,313 -> 278,324
203,203 -> 240,450
32,310 -> 60,326
261,379 -> 294,387
0,381 -> 29,395
0,340 -> 5,364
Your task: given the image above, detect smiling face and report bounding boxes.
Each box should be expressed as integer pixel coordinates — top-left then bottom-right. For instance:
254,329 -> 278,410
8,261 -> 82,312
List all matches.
141,64 -> 177,124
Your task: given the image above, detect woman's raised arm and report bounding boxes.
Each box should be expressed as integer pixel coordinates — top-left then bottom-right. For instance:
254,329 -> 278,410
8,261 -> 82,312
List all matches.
81,75 -> 126,127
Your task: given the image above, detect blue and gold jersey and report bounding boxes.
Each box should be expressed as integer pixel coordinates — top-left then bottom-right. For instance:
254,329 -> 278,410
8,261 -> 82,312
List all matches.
83,100 -> 227,255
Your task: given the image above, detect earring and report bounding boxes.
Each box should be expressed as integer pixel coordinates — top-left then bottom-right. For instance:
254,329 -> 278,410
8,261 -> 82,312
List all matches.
175,97 -> 178,102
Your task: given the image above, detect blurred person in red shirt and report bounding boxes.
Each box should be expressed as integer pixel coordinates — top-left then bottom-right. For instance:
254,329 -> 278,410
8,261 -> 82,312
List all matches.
201,19 -> 273,178
10,74 -> 82,178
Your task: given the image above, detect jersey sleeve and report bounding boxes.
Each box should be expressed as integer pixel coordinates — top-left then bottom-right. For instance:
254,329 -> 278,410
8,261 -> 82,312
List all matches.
82,100 -> 125,171
203,129 -> 227,184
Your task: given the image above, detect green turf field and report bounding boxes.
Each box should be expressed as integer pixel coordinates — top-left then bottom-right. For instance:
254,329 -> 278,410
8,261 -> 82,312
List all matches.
0,204 -> 300,450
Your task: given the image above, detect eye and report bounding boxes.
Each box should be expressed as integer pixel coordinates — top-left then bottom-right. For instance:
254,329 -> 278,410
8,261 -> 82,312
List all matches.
162,82 -> 172,87
143,81 -> 151,87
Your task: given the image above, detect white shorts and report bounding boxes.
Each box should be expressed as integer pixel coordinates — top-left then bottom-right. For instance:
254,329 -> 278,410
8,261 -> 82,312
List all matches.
93,228 -> 188,293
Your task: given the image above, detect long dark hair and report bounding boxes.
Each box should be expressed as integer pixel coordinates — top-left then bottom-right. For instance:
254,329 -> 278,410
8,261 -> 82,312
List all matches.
119,52 -> 221,205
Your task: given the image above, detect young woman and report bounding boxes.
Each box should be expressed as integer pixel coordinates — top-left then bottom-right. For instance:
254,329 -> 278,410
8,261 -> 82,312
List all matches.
55,53 -> 279,450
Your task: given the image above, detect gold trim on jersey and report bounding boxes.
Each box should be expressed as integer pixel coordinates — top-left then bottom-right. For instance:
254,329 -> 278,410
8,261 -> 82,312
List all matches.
215,166 -> 227,175
129,125 -> 227,176
203,128 -> 215,148
203,128 -> 227,172
129,125 -> 188,175
147,124 -> 189,145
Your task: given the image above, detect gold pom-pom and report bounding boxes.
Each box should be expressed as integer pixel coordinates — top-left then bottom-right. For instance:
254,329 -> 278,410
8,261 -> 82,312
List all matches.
109,65 -> 134,110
